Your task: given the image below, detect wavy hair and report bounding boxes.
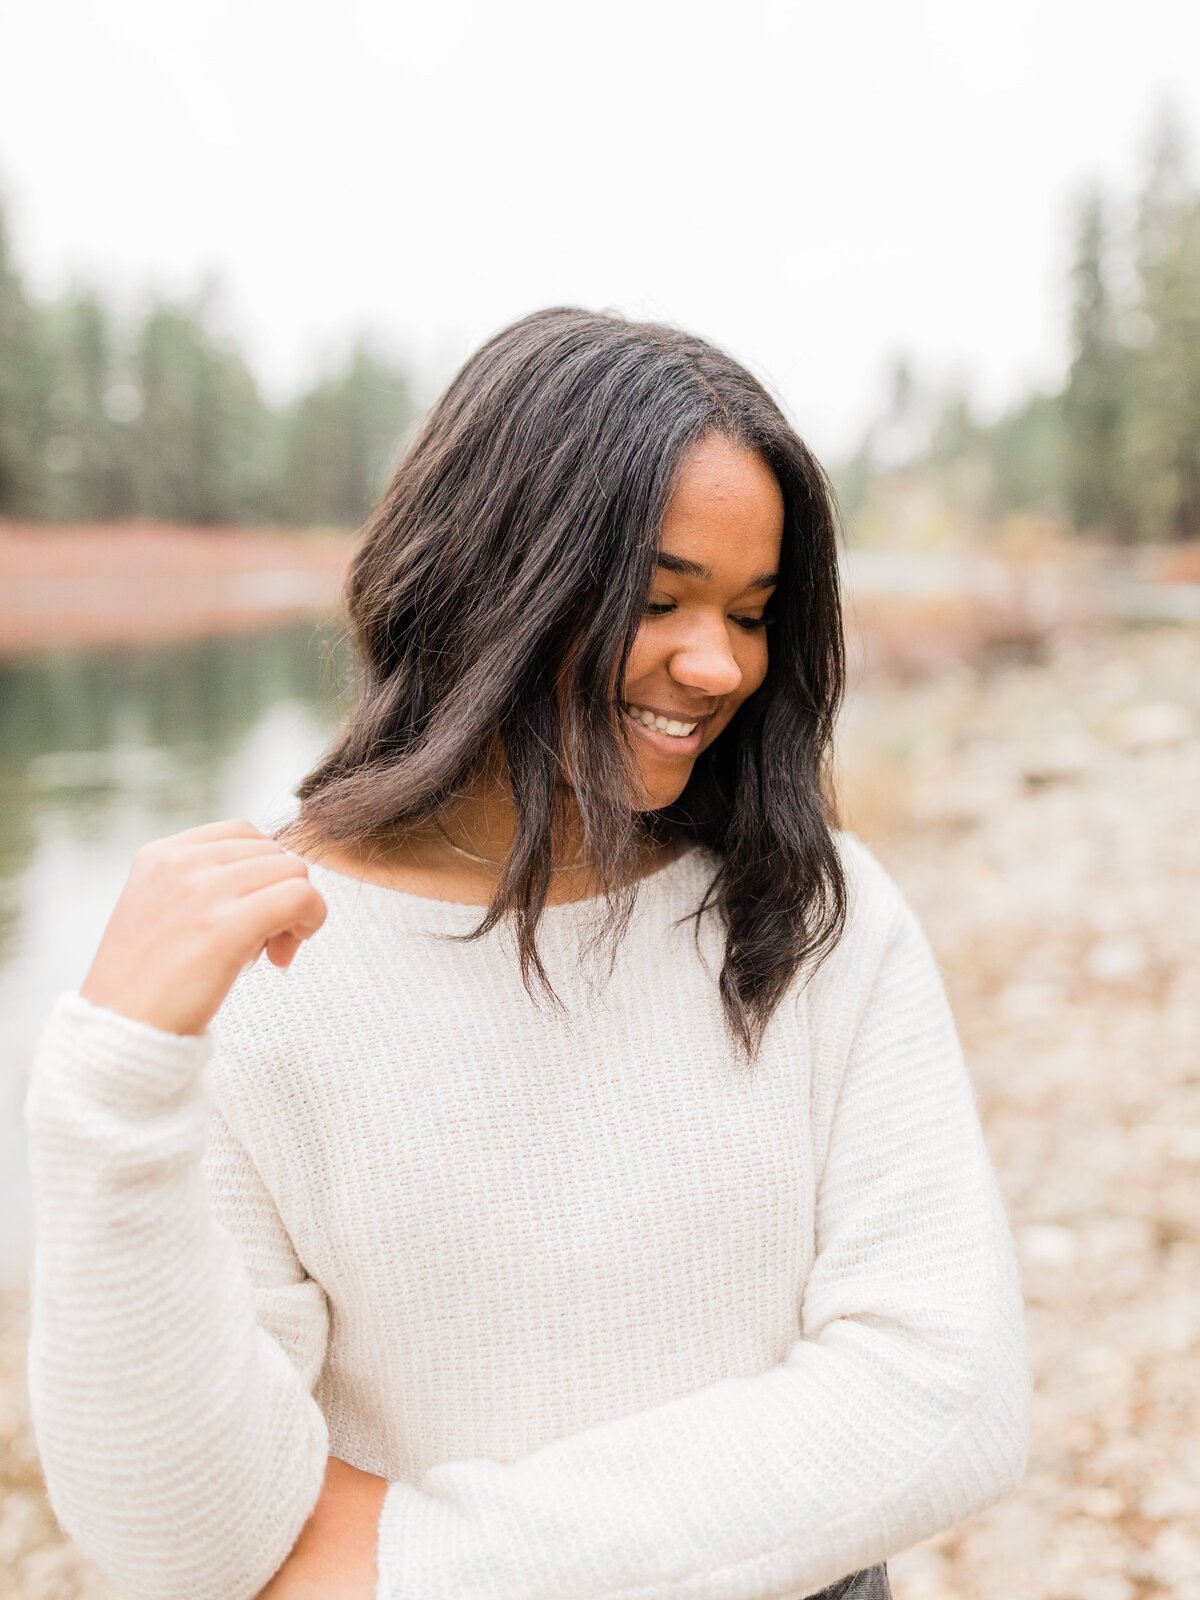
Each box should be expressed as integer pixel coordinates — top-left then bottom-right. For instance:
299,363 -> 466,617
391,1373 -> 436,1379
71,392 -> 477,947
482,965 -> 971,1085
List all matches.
278,307 -> 849,1068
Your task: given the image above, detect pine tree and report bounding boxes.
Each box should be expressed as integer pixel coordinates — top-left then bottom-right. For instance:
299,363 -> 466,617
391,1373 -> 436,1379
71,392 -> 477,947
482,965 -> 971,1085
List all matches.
278,337 -> 415,529
0,199 -> 48,516
1120,108 -> 1200,541
37,287 -> 131,521
985,391 -> 1065,517
130,280 -> 277,524
1062,186 -> 1125,535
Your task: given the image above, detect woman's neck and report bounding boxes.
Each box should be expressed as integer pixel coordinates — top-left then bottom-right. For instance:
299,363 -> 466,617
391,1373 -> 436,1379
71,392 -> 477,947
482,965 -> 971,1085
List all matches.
298,781 -> 681,907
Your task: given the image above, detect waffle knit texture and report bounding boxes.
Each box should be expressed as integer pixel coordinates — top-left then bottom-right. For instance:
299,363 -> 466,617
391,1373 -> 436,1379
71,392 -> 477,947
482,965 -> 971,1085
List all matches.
23,830 -> 1031,1600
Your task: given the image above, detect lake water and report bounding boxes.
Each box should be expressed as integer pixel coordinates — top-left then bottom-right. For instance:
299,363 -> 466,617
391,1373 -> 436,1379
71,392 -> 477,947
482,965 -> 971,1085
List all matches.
0,618 -> 355,1287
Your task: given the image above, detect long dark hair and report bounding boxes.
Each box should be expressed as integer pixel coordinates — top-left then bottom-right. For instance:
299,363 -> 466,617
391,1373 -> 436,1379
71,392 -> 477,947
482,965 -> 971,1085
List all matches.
279,306 -> 849,1068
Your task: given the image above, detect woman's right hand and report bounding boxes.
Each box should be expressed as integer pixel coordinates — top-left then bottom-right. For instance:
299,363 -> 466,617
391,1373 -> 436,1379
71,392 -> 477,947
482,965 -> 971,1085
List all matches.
79,818 -> 327,1038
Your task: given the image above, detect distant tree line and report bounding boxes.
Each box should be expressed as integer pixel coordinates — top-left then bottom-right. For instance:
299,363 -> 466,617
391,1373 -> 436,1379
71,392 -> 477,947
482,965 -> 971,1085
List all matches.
837,108 -> 1200,545
4,107 -> 1196,546
0,211 -> 417,530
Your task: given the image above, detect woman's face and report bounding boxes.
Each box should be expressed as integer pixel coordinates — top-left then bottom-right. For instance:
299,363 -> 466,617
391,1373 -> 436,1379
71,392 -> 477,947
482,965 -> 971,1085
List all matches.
619,431 -> 784,810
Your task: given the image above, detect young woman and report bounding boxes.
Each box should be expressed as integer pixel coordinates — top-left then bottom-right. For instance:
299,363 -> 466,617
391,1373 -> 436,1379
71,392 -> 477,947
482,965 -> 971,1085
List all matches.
24,307 -> 1031,1600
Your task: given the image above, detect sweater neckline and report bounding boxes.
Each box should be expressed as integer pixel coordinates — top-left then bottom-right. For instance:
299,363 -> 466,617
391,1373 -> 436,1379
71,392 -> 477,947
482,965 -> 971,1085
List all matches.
301,840 -> 706,924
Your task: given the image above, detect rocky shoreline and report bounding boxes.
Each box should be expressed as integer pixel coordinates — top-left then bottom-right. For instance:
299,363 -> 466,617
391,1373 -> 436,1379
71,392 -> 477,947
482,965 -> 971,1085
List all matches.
838,620 -> 1199,1600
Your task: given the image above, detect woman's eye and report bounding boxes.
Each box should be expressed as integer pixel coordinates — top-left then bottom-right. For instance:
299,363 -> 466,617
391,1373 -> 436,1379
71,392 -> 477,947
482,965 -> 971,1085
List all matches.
643,602 -> 775,631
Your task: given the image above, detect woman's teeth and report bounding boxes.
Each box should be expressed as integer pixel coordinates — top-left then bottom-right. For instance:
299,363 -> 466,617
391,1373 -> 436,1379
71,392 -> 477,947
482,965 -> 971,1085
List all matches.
623,704 -> 699,738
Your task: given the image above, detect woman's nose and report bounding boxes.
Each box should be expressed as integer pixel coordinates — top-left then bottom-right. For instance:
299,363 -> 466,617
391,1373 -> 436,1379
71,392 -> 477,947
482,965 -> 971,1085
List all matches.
667,623 -> 746,698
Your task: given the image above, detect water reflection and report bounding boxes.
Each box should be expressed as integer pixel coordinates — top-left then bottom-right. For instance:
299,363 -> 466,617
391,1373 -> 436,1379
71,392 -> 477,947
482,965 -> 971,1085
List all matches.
0,618 -> 354,1286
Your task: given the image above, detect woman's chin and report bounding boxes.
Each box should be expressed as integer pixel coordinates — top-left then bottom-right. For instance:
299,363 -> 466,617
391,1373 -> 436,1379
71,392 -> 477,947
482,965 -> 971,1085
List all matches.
632,766 -> 695,812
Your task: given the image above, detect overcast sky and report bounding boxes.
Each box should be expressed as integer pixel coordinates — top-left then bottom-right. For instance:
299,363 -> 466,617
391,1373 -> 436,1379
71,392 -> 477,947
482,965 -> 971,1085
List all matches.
1,0 -> 1196,463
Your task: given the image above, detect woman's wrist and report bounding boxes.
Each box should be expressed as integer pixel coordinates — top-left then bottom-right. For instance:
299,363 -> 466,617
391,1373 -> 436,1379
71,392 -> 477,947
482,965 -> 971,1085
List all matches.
255,1456 -> 388,1599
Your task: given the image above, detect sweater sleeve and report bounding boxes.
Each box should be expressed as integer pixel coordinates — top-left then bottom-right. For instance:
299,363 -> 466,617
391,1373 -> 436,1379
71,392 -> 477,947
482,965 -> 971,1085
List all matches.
23,991 -> 331,1600
372,895 -> 1032,1600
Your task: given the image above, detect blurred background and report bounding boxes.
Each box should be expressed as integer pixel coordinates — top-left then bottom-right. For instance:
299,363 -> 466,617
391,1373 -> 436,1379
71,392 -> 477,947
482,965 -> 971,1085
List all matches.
1,3 -> 1197,1596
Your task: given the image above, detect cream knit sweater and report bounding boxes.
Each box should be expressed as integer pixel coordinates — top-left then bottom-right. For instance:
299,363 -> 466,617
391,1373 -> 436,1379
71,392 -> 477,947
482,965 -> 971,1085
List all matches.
23,829 -> 1030,1600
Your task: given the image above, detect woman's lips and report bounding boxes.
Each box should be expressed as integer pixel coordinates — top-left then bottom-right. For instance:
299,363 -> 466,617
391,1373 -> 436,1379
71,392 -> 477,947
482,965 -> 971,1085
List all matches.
621,705 -> 707,756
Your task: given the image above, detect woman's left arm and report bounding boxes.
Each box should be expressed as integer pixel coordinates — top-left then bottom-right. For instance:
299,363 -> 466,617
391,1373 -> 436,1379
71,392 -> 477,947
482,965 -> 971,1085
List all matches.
351,893 -> 1030,1600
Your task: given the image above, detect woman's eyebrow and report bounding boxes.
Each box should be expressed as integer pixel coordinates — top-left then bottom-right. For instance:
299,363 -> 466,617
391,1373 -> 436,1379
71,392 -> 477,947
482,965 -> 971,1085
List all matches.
656,552 -> 779,589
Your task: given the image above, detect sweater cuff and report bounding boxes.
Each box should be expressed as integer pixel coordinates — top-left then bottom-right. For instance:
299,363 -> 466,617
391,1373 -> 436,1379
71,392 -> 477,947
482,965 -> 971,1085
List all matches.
26,990 -> 214,1121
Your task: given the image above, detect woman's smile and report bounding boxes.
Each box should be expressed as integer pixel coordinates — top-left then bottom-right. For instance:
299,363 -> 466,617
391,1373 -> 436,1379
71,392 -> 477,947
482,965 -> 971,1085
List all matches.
621,700 -> 711,756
